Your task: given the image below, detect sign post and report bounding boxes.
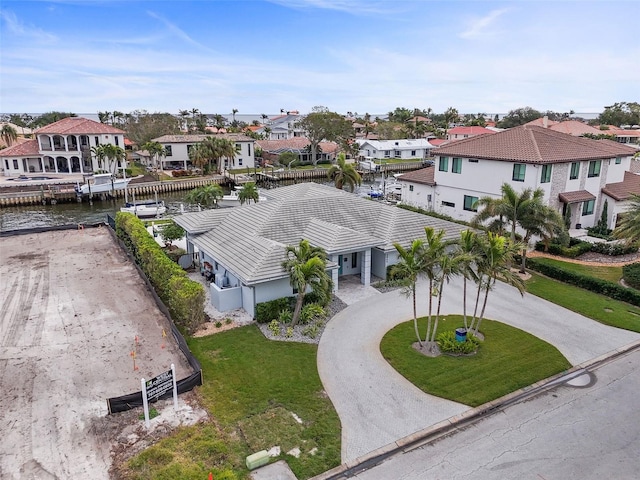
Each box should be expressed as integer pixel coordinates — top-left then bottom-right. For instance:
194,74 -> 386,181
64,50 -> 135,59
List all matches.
171,363 -> 178,410
140,367 -> 178,427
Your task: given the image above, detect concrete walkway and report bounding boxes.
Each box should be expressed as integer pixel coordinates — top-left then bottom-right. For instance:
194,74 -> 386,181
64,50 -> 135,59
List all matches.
317,276 -> 640,463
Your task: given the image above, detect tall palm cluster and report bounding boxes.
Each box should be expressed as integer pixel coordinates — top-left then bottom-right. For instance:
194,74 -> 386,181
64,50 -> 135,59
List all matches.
188,137 -> 236,174
327,153 -> 361,192
392,227 -> 525,352
614,194 -> 640,244
90,143 -> 126,174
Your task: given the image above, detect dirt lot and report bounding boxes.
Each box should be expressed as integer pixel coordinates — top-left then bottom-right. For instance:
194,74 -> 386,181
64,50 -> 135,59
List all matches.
0,227 -> 194,479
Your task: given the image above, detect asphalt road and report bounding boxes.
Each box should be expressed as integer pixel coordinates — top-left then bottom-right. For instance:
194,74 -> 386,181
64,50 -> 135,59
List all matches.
353,347 -> 640,480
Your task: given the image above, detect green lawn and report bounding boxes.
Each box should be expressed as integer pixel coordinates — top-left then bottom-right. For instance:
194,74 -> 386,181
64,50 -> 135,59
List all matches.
125,326 -> 340,480
380,315 -> 571,407
530,256 -> 623,283
526,272 -> 640,332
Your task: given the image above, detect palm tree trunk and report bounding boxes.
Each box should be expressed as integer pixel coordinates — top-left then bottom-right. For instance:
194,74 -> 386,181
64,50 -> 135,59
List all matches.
469,277 -> 483,332
520,247 -> 527,274
462,277 -> 468,330
291,292 -> 305,327
430,277 -> 445,345
412,287 -> 423,347
474,280 -> 493,336
425,279 -> 433,343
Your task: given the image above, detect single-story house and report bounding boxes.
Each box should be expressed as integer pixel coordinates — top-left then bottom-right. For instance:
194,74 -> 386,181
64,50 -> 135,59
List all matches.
174,183 -> 468,317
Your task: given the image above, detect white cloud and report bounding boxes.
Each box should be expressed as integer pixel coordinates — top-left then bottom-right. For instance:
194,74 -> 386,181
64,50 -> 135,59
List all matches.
267,0 -> 397,15
0,9 -> 57,42
459,8 -> 510,39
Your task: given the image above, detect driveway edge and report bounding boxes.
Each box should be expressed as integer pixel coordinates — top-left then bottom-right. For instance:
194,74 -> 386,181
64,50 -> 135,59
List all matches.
310,338 -> 640,480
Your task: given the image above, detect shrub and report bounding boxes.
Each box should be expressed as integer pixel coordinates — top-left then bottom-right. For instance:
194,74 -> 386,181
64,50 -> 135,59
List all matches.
623,263 -> 640,290
285,327 -> 294,338
302,322 -> 322,339
164,247 -> 186,263
115,212 -> 205,334
527,258 -> 640,307
300,304 -> 326,324
590,242 -> 638,256
255,297 -> 293,323
215,321 -> 222,328
268,320 -> 281,336
436,330 -> 481,355
387,264 -> 408,281
535,239 -> 592,258
278,309 -> 293,324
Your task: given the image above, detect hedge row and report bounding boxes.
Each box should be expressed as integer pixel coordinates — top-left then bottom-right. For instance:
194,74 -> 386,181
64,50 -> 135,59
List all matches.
623,263 -> 640,290
536,239 -> 638,258
527,257 -> 640,307
116,212 -> 205,334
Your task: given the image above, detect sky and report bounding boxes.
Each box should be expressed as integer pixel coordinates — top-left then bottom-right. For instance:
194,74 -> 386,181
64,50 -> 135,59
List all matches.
1,0 -> 639,117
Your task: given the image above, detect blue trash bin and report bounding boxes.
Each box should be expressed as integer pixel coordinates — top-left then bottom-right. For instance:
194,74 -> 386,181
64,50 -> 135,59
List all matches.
455,328 -> 467,342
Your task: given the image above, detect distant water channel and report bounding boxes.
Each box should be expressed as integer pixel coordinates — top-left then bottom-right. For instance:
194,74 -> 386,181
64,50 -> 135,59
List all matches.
0,177 -> 384,232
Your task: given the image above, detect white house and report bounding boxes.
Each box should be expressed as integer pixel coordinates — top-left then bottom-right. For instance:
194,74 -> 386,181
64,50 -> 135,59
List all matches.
153,133 -> 256,170
255,113 -> 304,140
0,117 -> 126,176
356,139 -> 435,161
398,125 -> 637,230
173,183 -> 467,317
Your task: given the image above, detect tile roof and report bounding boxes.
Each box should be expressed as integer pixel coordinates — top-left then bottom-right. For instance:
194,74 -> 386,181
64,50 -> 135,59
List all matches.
602,126 -> 640,138
0,139 -> 40,157
524,117 -> 559,127
396,166 -> 435,186
153,133 -> 253,143
255,138 -> 338,154
548,120 -> 603,136
357,139 -> 435,150
601,171 -> 640,201
558,190 -> 596,204
36,117 -> 125,135
174,183 -> 467,284
448,126 -> 496,136
433,125 -> 636,164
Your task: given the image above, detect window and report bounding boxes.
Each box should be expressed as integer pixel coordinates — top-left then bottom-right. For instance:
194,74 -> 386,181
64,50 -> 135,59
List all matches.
615,157 -> 622,164
570,162 -> 579,180
384,150 -> 390,158
394,150 -> 401,158
351,253 -> 357,268
463,195 -> 478,212
439,157 -> 449,172
165,146 -> 172,156
4,159 -> 8,169
94,136 -> 99,145
81,136 -> 88,146
13,159 -> 18,169
411,150 -> 416,156
409,185 -> 414,192
238,158 -> 243,166
588,160 -> 601,178
452,157 -> 462,174
540,164 -> 552,183
115,136 -> 119,146
235,144 -> 241,153
512,163 -> 526,182
248,144 -> 251,156
442,201 -> 455,207
582,199 -> 595,215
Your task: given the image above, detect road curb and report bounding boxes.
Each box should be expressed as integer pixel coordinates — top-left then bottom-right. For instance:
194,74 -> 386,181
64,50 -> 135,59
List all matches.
310,338 -> 640,480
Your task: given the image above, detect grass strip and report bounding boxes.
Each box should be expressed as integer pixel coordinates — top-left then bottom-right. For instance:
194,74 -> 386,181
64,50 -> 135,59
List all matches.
529,257 -> 623,283
381,315 -> 571,407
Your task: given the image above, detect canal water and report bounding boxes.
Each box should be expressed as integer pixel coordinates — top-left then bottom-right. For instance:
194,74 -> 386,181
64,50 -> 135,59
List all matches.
0,177 -> 386,232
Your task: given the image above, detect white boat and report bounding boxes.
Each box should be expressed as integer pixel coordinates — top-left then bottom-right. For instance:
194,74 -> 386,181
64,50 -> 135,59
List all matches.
76,173 -> 131,195
120,198 -> 167,218
219,186 -> 267,207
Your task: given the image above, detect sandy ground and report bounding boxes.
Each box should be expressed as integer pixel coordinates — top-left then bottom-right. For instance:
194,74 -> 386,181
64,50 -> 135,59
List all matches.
0,227 -> 194,479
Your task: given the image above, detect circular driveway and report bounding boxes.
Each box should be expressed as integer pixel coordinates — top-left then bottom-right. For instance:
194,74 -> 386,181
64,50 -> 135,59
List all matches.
318,276 -> 640,463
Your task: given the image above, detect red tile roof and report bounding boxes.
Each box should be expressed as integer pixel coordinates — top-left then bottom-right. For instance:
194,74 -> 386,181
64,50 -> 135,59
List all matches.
36,117 -> 125,135
548,120 -> 602,136
448,126 -> 496,136
602,171 -> 640,201
600,126 -> 640,138
525,117 -> 559,127
396,166 -> 435,186
558,190 -> 596,204
428,138 -> 449,146
0,139 -> 40,157
434,125 -> 636,164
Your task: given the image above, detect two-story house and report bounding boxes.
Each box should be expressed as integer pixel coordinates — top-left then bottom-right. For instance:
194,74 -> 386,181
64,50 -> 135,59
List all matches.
0,117 -> 126,176
356,139 -> 435,161
153,133 -> 256,170
399,125 -> 637,230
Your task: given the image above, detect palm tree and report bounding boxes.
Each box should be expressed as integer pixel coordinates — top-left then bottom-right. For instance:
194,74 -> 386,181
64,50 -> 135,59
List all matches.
188,144 -> 209,172
178,109 -> 190,131
614,194 -> 640,244
392,239 -> 426,347
281,239 -> 332,326
238,182 -> 259,205
1,124 -> 18,148
469,233 -> 525,336
518,202 -> 565,272
458,230 -> 480,331
430,248 -> 465,345
90,144 -> 107,171
102,144 -> 126,175
185,184 -> 224,209
141,141 -> 167,176
422,227 -> 447,348
327,153 -> 362,192
232,108 -> 238,123
260,113 -> 269,125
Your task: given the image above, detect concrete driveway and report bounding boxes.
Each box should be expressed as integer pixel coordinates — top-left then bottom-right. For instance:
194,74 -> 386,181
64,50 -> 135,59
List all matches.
318,276 -> 640,463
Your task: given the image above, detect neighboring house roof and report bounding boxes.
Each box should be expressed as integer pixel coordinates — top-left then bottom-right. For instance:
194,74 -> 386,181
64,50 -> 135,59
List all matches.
256,138 -> 338,154
428,138 -> 449,147
433,125 -> 637,164
548,120 -> 603,136
174,183 -> 467,285
36,117 -> 125,135
357,139 -> 434,150
396,166 -> 436,186
0,139 -> 39,157
558,190 -> 596,204
525,117 -> 559,128
601,171 -> 640,201
447,126 -> 496,136
629,159 -> 640,174
1,122 -> 33,135
153,133 -> 253,143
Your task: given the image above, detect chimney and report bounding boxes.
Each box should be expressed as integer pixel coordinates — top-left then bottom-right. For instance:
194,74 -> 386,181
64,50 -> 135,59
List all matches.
543,115 -> 548,128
